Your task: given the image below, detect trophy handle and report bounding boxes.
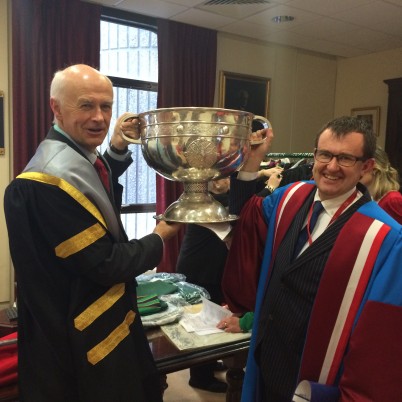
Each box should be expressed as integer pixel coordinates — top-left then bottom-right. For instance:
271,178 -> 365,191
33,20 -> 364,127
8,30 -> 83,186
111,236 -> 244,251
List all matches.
120,113 -> 141,144
250,115 -> 272,145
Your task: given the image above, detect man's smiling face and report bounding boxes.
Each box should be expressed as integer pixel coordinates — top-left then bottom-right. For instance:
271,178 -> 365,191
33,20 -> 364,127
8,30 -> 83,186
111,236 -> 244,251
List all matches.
50,65 -> 113,153
313,129 -> 374,200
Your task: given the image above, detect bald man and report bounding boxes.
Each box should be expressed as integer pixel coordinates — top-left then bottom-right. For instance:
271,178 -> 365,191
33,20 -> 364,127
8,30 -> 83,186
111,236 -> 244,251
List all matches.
4,64 -> 181,402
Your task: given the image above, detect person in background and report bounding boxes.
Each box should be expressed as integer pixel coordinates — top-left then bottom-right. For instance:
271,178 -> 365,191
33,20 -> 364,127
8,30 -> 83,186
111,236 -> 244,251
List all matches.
176,177 -> 230,393
222,116 -> 402,401
3,64 -> 181,402
360,146 -> 402,223
217,171 -> 283,334
217,311 -> 253,334
257,166 -> 284,195
257,166 -> 284,181
257,162 -> 314,196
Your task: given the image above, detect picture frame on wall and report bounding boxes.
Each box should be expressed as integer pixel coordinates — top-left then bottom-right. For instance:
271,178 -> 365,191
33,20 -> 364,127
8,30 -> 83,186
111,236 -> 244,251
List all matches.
351,106 -> 380,136
219,71 -> 271,118
0,90 -> 4,155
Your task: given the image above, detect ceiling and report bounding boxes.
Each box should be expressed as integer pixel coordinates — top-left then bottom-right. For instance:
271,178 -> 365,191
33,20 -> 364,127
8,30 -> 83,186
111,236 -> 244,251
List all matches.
85,0 -> 402,58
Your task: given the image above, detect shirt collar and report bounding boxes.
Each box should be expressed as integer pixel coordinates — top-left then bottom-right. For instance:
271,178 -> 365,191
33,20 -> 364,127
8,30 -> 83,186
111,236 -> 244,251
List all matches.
314,187 -> 360,218
53,124 -> 97,164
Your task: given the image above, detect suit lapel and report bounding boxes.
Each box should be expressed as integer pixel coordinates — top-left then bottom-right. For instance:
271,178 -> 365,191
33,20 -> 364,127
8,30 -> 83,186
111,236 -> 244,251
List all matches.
286,192 -> 371,272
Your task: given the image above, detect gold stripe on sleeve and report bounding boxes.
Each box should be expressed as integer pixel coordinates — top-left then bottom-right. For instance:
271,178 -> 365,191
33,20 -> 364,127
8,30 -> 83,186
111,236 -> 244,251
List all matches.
74,283 -> 126,331
17,172 -> 106,227
55,223 -> 106,258
87,310 -> 135,366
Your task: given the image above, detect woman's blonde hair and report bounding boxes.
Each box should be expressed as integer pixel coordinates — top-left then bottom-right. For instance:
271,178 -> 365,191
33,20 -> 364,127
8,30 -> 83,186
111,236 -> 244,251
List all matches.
370,147 -> 400,201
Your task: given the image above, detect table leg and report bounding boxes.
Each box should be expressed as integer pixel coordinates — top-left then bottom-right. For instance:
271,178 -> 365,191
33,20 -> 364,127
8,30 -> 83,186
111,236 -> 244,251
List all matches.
224,351 -> 248,402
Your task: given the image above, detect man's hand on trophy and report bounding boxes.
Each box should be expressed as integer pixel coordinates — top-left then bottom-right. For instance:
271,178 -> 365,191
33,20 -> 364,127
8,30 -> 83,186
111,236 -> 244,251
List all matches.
250,127 -> 273,156
153,221 -> 183,242
250,116 -> 272,145
111,112 -> 141,148
242,127 -> 274,172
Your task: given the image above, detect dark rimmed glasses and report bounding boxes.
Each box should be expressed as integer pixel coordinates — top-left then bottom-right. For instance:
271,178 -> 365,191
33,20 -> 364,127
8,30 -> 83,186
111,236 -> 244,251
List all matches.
314,148 -> 365,167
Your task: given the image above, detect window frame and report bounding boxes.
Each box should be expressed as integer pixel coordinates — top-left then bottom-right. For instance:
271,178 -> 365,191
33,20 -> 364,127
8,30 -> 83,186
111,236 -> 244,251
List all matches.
101,6 -> 158,216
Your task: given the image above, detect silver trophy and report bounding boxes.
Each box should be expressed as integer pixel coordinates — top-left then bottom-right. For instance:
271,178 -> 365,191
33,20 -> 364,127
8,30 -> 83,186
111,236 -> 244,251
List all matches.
122,107 -> 270,223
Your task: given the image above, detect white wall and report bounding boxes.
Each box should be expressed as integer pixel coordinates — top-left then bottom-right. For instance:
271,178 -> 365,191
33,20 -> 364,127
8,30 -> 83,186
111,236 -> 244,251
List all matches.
0,0 -> 13,306
215,33 -> 338,153
334,47 -> 402,148
216,34 -> 402,152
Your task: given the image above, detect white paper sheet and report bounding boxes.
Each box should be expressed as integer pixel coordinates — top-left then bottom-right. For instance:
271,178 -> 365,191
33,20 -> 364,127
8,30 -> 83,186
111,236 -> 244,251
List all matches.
179,296 -> 232,335
196,222 -> 232,241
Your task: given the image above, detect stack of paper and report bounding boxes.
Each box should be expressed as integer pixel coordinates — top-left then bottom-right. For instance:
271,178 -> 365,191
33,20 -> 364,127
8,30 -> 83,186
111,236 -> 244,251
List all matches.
179,297 -> 232,335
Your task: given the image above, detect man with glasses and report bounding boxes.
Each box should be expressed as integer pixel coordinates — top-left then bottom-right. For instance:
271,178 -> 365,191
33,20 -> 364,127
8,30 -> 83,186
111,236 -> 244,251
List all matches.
222,116 -> 402,401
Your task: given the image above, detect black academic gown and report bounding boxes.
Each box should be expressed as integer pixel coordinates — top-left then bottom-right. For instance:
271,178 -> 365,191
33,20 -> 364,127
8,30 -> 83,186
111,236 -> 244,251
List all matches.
4,128 -> 164,402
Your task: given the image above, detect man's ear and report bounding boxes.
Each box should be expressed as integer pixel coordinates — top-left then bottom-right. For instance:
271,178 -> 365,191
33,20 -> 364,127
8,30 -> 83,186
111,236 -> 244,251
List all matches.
50,97 -> 62,120
361,157 -> 375,176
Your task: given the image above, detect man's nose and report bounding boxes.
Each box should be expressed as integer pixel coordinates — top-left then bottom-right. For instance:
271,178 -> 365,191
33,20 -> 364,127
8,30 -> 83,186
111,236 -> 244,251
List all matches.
92,107 -> 105,120
326,156 -> 340,169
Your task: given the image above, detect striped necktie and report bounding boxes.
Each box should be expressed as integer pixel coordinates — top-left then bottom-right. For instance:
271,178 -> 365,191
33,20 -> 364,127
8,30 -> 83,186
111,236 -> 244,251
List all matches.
94,157 -> 110,192
293,201 -> 323,258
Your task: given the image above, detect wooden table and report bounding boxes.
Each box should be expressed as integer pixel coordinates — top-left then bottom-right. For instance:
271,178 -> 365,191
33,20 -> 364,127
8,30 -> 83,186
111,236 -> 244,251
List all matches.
147,326 -> 249,402
0,311 -> 250,402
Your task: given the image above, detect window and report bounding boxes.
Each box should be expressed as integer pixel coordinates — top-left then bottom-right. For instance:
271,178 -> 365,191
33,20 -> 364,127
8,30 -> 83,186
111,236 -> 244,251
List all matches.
99,8 -> 158,239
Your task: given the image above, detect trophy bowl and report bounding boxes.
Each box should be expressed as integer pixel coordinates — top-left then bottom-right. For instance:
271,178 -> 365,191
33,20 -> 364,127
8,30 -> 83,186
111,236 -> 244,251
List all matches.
123,107 -> 264,223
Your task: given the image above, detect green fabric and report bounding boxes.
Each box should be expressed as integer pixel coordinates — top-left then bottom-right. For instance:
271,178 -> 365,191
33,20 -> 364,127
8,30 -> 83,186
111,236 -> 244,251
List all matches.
136,281 -> 176,316
136,280 -> 178,297
137,293 -> 168,316
176,282 -> 204,304
239,312 -> 254,332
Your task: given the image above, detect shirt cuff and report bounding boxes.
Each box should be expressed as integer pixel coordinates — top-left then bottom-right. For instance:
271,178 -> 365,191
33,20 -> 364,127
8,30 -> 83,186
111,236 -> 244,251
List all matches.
239,312 -> 254,332
107,146 -> 132,161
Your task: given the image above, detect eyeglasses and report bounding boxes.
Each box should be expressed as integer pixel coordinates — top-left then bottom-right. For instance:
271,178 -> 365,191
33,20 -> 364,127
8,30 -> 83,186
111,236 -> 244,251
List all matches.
314,149 -> 365,167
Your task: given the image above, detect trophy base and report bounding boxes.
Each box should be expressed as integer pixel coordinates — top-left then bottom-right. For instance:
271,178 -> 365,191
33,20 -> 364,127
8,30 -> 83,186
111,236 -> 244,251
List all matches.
154,213 -> 239,223
154,191 -> 239,223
